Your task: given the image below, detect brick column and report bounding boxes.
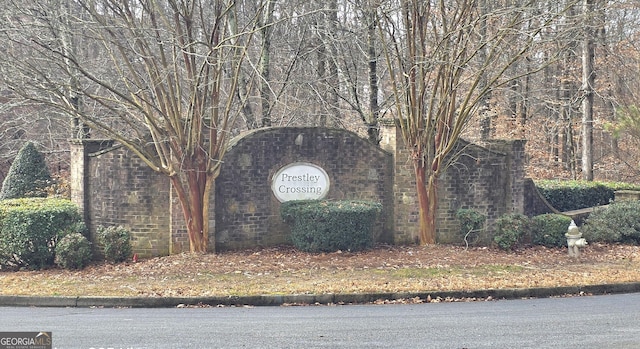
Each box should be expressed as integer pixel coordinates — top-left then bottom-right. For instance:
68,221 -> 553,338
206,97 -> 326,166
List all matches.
379,119 -> 419,244
68,139 -> 114,228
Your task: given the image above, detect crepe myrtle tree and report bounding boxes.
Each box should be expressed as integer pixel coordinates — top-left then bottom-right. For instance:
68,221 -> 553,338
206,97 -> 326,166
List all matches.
0,0 -> 264,253
379,0 -> 571,244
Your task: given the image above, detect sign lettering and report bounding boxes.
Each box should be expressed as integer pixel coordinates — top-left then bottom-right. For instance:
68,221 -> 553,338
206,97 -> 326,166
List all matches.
271,163 -> 330,202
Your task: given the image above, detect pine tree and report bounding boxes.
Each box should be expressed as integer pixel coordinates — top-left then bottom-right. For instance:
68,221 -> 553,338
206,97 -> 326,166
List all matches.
0,142 -> 52,200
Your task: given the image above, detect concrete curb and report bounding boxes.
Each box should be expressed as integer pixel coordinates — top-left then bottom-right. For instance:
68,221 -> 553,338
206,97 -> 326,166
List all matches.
2,282 -> 640,308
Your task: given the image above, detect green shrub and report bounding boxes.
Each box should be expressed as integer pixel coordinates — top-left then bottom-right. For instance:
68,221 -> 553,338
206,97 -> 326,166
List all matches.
0,142 -> 52,200
493,213 -> 530,251
0,198 -> 83,269
55,232 -> 92,270
581,201 -> 640,244
530,214 -> 572,248
97,225 -> 132,263
535,180 -> 640,212
455,209 -> 486,246
281,200 -> 381,253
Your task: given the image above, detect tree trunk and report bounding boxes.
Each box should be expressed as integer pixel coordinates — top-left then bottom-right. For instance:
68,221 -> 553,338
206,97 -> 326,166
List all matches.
259,0 -> 276,127
169,148 -> 212,253
581,0 -> 595,181
477,0 -> 492,140
414,161 -> 436,245
228,8 -> 257,130
316,37 -> 327,127
325,0 -> 340,126
366,3 -> 380,144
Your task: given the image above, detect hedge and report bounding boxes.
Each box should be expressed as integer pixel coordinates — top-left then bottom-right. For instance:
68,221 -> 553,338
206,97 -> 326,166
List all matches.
535,180 -> 640,212
281,200 -> 381,253
0,198 -> 83,269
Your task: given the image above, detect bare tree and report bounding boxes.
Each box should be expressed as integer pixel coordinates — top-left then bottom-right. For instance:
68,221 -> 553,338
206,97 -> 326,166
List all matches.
379,0 -> 568,244
258,0 -> 277,127
365,2 -> 382,144
338,0 -> 384,143
0,0 -> 261,253
581,0 -> 595,180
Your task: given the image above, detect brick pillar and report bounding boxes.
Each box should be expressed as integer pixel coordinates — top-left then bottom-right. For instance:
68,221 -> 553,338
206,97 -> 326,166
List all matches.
508,140 -> 527,214
68,139 -> 114,228
379,119 -> 419,244
484,139 -> 527,215
69,140 -> 87,223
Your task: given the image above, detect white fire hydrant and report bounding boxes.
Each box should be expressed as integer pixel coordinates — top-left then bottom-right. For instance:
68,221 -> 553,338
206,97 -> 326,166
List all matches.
566,220 -> 587,257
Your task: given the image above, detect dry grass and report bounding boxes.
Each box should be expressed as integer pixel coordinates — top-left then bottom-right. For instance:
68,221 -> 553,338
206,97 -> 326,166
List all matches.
1,243 -> 639,298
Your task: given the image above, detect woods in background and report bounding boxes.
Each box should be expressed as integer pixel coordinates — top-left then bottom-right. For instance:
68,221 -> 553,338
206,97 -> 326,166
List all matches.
0,0 -> 639,248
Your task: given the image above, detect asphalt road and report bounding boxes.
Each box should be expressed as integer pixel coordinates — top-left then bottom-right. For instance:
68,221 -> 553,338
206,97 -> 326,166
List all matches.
2,293 -> 640,349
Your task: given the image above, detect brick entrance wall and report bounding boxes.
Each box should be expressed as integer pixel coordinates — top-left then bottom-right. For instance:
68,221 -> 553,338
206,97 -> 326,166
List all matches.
214,127 -> 394,251
379,121 -> 526,244
70,125 -> 526,257
69,140 -> 171,258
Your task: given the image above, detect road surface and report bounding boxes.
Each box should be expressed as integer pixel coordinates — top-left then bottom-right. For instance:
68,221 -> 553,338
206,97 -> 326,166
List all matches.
1,293 -> 639,348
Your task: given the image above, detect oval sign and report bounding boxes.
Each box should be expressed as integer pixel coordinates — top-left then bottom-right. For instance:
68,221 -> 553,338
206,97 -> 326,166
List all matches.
271,162 -> 330,202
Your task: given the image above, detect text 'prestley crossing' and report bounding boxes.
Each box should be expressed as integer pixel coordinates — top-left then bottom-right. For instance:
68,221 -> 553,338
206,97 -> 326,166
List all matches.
277,172 -> 323,195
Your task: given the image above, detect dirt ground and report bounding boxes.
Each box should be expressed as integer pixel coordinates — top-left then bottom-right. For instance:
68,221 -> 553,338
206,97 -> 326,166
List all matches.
1,243 -> 639,298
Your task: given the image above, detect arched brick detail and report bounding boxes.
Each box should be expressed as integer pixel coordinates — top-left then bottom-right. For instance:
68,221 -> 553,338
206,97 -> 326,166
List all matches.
215,127 -> 394,251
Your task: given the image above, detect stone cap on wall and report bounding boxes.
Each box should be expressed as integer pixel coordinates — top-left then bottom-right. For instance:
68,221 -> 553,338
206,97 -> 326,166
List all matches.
68,139 -> 119,156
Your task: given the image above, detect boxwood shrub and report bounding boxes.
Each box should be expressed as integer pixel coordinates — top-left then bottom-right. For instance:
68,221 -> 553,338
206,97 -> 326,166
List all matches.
281,200 -> 381,253
530,214 -> 572,248
581,201 -> 640,244
455,209 -> 486,246
535,180 -> 640,212
55,232 -> 92,270
535,180 -> 612,212
0,198 -> 83,269
97,225 -> 132,263
493,213 -> 530,251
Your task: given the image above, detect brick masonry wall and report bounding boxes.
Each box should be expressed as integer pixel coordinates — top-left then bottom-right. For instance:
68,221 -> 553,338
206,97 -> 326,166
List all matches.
437,139 -> 526,243
379,120 -> 419,244
523,178 -> 558,217
379,121 -> 526,245
71,124 -> 526,257
215,127 -> 394,251
70,140 -> 171,258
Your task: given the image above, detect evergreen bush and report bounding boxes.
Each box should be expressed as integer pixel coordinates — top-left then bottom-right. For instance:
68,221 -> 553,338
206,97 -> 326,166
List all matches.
55,232 -> 92,270
0,198 -> 83,269
535,180 -> 640,212
581,201 -> 640,244
281,200 -> 381,253
455,209 -> 486,246
493,213 -> 530,251
0,142 -> 52,200
97,225 -> 132,263
530,214 -> 572,248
